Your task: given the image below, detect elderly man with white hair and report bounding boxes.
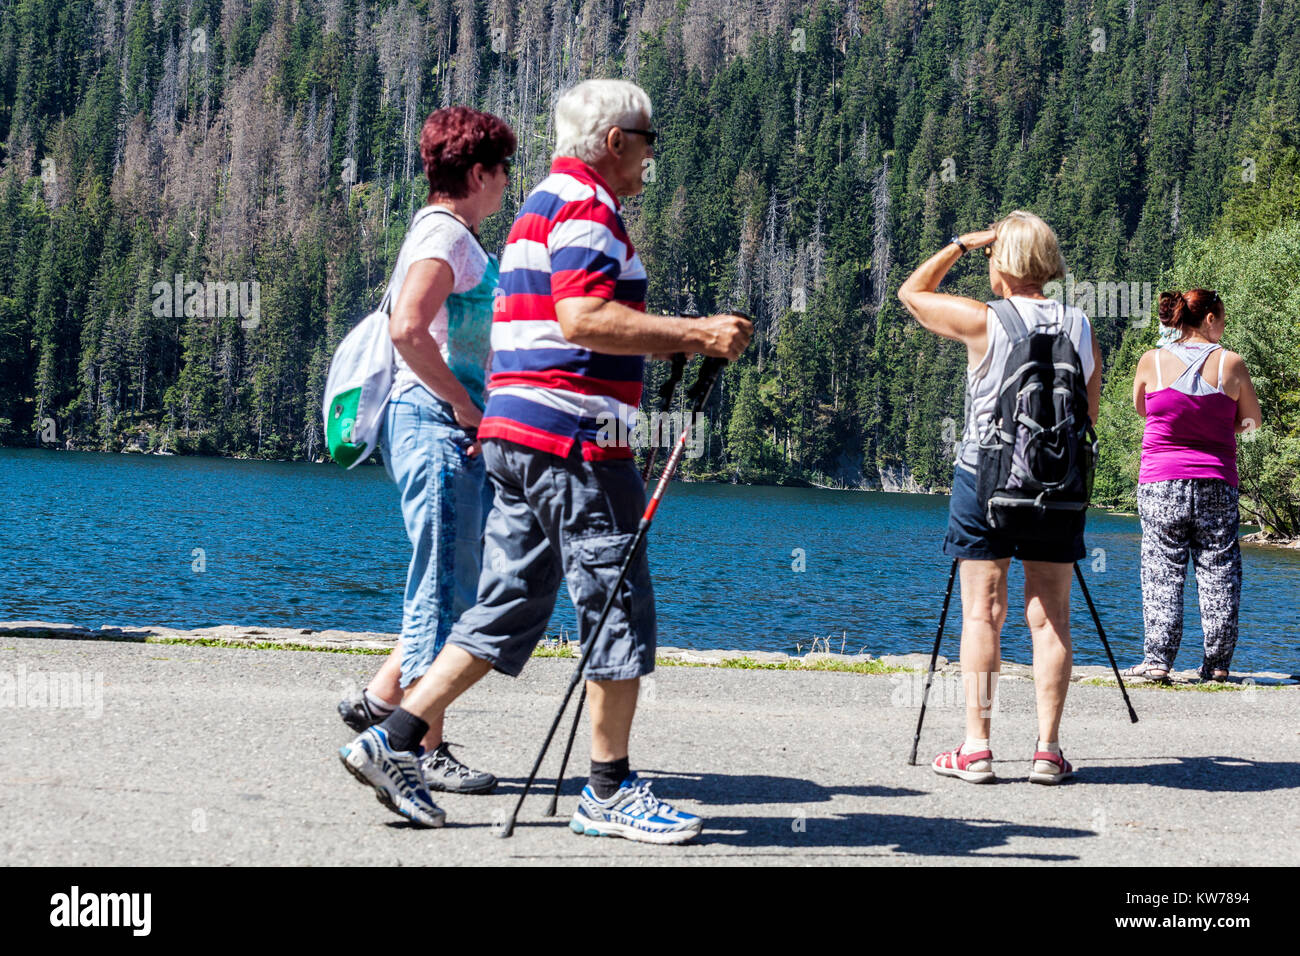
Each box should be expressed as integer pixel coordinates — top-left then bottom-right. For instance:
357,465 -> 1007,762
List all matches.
338,79 -> 752,843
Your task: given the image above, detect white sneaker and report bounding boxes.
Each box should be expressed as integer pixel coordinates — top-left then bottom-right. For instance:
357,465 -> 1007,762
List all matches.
339,726 -> 446,827
570,772 -> 703,845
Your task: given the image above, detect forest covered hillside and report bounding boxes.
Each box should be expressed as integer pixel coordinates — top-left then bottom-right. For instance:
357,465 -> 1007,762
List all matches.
1,0 -> 1297,530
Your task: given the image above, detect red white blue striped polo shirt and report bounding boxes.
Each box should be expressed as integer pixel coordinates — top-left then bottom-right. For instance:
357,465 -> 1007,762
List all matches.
478,156 -> 648,460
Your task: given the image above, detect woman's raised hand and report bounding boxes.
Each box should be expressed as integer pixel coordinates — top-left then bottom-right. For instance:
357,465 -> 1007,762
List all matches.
960,228 -> 997,251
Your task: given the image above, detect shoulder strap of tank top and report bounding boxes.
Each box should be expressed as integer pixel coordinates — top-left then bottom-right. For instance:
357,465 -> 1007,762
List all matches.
1217,346 -> 1228,392
1190,343 -> 1225,392
988,299 -> 1027,347
1157,340 -> 1189,388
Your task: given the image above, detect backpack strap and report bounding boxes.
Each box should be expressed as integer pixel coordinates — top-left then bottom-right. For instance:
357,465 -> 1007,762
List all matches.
988,299 -> 1028,347
1057,300 -> 1077,341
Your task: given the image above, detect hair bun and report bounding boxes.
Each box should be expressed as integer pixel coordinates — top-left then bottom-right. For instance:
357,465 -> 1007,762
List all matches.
1157,291 -> 1182,327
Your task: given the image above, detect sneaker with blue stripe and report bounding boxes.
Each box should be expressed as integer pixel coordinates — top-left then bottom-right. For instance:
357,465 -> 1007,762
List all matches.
338,726 -> 446,828
570,772 -> 703,845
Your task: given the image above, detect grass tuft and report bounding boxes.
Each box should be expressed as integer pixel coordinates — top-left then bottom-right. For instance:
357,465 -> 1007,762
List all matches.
146,636 -> 390,655
657,655 -> 911,674
1076,676 -> 1270,693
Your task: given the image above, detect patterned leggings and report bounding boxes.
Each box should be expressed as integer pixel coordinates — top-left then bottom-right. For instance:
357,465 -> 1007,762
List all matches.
1136,479 -> 1242,674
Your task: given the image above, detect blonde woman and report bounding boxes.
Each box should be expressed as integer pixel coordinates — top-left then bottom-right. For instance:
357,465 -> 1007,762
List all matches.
898,211 -> 1102,785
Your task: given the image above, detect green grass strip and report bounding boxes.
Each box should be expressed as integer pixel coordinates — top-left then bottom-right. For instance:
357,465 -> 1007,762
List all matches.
116,636 -> 1295,687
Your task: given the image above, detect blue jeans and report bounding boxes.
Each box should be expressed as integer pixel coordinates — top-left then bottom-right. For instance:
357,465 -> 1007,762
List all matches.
380,386 -> 491,688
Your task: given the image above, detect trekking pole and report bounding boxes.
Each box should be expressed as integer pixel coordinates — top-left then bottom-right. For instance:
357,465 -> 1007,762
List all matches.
543,349 -> 690,817
908,558 -> 959,765
1073,562 -> 1139,723
500,352 -> 731,837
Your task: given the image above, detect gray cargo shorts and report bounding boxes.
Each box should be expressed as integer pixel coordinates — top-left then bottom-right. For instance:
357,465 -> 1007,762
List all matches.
445,438 -> 657,681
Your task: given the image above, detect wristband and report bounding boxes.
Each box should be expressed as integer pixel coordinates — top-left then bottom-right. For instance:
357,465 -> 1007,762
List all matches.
949,235 -> 968,254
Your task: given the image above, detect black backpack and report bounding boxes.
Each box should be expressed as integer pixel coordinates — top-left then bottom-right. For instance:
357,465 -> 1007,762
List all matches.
974,299 -> 1097,542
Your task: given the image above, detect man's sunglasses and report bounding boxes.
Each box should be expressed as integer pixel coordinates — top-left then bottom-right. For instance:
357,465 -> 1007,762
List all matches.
619,127 -> 658,146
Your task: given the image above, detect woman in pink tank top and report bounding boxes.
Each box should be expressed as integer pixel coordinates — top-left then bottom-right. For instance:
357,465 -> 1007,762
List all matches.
1124,289 -> 1262,682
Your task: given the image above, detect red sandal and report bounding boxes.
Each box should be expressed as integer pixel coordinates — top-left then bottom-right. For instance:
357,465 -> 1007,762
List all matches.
932,743 -> 995,784
1028,749 -> 1074,785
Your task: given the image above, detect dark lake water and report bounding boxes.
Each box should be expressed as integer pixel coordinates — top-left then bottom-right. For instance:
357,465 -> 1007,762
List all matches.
5,448 -> 1297,673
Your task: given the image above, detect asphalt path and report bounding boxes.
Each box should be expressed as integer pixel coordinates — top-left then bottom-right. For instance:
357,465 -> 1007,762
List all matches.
2,637 -> 1296,865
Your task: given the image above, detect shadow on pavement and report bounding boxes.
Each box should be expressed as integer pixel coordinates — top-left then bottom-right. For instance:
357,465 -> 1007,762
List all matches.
452,774 -> 1092,858
1075,755 -> 1300,792
494,771 -> 924,803
701,812 -> 1089,858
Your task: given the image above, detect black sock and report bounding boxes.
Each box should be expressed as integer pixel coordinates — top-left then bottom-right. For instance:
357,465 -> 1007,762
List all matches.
589,757 -> 630,800
380,708 -> 429,752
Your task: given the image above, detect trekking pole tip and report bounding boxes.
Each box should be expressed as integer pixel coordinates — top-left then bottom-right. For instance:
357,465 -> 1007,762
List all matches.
496,818 -> 516,839
543,795 -> 558,817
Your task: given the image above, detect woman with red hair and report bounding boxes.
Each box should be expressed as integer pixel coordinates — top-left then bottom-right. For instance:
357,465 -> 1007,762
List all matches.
336,107 -> 515,813
1125,289 -> 1262,682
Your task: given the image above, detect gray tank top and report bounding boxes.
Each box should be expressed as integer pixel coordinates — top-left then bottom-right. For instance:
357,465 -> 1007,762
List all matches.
1157,341 -> 1225,397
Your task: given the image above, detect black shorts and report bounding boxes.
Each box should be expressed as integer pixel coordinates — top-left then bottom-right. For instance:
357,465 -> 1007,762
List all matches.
942,465 -> 1085,563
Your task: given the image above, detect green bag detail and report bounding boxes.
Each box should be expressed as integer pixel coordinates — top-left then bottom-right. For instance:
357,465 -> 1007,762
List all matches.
325,386 -> 366,468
